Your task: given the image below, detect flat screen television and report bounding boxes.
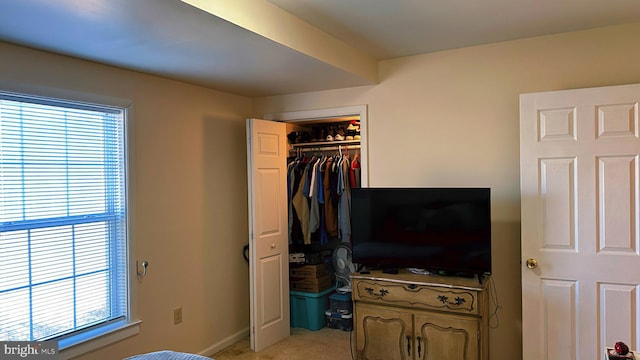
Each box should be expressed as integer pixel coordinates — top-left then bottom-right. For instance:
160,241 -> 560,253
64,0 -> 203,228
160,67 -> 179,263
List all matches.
351,187 -> 491,277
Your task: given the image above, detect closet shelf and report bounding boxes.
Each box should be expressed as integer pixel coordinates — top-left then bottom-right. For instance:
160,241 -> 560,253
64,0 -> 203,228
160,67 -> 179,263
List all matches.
289,140 -> 361,153
291,140 -> 360,148
292,145 -> 361,153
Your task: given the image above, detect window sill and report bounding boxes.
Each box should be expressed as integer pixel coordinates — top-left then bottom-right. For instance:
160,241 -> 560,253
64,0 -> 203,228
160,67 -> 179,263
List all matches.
58,319 -> 141,360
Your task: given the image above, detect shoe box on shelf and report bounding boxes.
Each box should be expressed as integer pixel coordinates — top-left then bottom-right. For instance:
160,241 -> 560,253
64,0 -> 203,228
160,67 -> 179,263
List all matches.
324,291 -> 353,331
289,263 -> 333,293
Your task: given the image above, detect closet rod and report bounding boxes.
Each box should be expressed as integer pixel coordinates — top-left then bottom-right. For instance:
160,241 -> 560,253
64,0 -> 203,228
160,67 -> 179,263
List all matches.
290,145 -> 361,153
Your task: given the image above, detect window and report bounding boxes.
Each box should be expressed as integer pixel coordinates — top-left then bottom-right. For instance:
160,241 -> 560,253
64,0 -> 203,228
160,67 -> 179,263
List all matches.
0,92 -> 129,344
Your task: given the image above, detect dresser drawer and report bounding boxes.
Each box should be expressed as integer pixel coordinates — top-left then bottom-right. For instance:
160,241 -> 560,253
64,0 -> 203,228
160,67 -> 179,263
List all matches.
353,279 -> 479,315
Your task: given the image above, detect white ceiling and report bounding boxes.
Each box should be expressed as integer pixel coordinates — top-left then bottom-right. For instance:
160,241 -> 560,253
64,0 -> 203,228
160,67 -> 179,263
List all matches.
0,0 -> 638,97
268,0 -> 640,60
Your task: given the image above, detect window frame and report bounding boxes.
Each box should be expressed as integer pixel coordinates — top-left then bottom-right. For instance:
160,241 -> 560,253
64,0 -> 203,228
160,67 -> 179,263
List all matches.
0,87 -> 139,359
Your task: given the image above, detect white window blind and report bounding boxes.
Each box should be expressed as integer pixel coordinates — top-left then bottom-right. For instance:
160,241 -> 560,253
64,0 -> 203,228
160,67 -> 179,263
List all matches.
0,92 -> 128,342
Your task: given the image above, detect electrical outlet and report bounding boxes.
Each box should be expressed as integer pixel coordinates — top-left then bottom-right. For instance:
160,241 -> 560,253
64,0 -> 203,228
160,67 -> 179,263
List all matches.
173,307 -> 182,325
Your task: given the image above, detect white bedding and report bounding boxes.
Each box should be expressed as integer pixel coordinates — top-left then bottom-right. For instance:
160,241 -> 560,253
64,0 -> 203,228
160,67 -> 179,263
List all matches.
125,350 -> 212,360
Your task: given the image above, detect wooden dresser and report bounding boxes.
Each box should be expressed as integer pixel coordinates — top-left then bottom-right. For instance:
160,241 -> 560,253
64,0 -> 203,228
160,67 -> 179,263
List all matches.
351,269 -> 489,360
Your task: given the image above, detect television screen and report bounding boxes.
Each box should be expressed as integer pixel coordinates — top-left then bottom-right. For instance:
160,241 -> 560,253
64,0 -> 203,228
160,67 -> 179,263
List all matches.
351,187 -> 491,276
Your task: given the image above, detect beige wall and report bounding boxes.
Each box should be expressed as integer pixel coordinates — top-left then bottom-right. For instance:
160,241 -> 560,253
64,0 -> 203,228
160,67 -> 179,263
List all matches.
253,22 -> 640,359
0,42 -> 253,359
4,20 -> 640,360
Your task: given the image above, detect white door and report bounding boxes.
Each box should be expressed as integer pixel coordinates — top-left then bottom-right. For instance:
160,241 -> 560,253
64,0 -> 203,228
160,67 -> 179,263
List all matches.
520,83 -> 640,360
246,118 -> 289,351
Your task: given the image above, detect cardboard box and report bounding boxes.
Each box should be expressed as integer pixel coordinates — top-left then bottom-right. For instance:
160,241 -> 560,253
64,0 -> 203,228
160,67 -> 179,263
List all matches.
290,273 -> 333,292
289,263 -> 328,278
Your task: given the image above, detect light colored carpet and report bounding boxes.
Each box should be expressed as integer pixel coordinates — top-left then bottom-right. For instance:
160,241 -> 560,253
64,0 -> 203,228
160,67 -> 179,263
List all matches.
212,327 -> 353,360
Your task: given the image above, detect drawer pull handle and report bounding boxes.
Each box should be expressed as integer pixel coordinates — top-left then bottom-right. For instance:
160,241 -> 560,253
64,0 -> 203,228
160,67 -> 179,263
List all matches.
407,284 -> 418,290
437,295 -> 466,306
406,335 -> 411,356
364,287 -> 389,297
417,336 -> 422,358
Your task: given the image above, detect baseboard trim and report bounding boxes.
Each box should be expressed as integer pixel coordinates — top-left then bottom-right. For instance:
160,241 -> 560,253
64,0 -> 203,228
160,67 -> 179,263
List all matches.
199,327 -> 250,357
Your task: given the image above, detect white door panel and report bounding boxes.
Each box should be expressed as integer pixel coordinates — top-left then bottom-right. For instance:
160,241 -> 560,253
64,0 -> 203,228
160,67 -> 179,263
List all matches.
247,118 -> 289,352
520,83 -> 640,360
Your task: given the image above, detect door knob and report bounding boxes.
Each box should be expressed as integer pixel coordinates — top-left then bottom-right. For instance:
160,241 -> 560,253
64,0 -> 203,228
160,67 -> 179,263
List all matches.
526,258 -> 538,269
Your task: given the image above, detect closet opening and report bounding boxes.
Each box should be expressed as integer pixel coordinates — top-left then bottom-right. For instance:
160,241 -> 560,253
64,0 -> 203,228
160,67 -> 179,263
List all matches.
284,115 -> 362,292
247,104 -> 367,343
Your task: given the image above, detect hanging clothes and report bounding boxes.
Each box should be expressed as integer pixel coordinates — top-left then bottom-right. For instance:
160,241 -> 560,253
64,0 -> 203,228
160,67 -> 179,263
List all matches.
350,154 -> 361,189
323,157 -> 339,238
315,156 -> 329,245
287,158 -> 299,244
286,146 -> 360,246
337,154 -> 352,243
308,156 -> 321,236
294,161 -> 313,244
288,156 -> 308,244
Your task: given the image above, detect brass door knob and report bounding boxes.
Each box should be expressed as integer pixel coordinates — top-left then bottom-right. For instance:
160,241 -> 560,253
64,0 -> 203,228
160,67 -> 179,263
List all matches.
526,258 -> 538,269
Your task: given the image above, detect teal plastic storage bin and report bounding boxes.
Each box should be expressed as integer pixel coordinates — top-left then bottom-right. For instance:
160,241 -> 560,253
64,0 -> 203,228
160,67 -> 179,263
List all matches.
290,287 -> 334,330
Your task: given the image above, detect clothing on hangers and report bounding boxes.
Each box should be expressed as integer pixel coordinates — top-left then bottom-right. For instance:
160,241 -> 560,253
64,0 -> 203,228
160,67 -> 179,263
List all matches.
286,147 -> 360,246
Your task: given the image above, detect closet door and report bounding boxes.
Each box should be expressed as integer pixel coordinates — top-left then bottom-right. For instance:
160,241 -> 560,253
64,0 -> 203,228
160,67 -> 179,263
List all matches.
246,118 -> 289,351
